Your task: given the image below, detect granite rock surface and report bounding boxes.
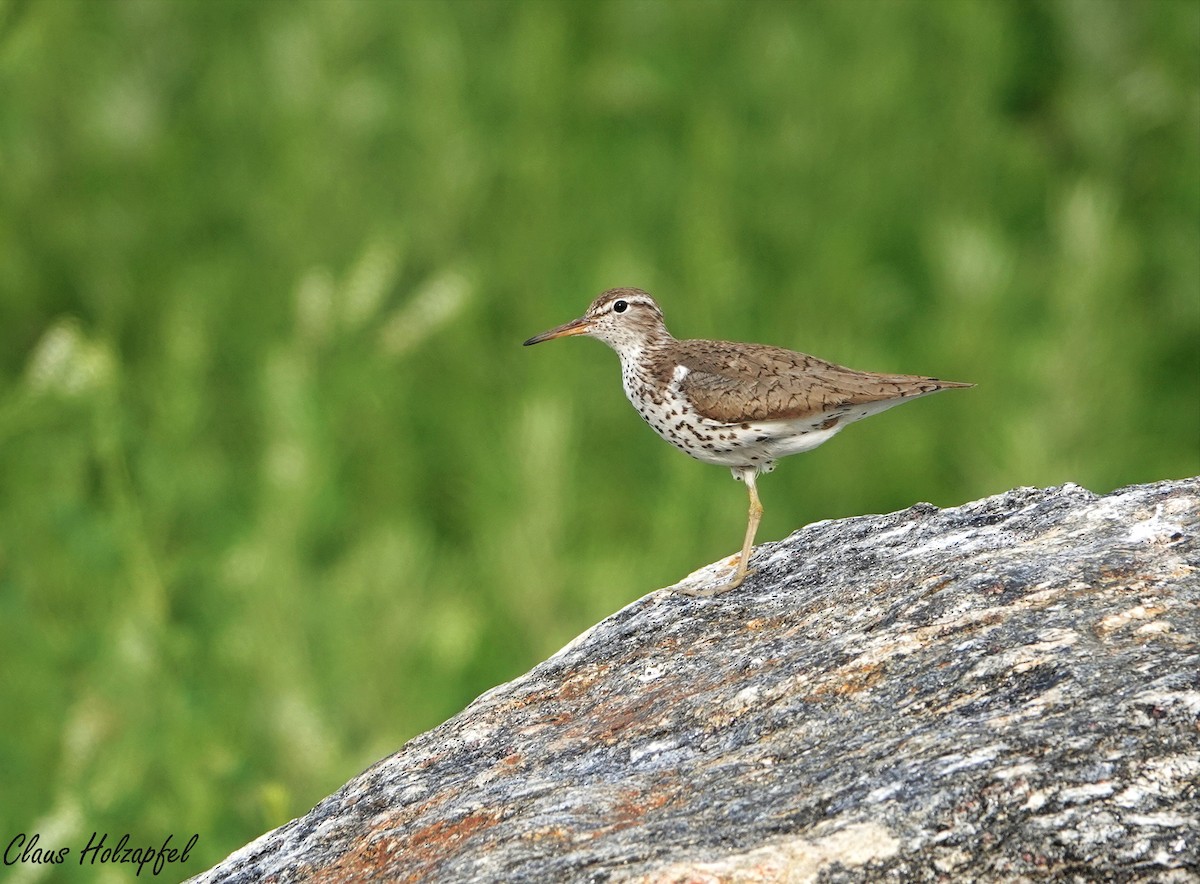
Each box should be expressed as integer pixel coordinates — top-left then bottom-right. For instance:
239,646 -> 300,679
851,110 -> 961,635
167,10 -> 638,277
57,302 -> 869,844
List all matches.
191,478 -> 1200,883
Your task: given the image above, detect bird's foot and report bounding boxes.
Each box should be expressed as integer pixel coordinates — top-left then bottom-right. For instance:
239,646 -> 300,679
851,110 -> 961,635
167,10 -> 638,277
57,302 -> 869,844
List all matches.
678,558 -> 755,597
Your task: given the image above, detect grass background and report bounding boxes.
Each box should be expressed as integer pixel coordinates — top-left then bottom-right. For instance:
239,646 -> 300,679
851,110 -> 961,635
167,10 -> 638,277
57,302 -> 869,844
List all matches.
0,0 -> 1196,878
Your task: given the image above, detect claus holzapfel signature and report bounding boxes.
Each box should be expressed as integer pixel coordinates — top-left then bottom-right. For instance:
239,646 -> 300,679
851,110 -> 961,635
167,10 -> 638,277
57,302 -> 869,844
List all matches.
5,832 -> 198,876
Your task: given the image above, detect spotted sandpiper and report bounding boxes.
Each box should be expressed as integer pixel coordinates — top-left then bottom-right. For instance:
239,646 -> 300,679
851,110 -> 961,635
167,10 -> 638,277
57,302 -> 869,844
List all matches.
524,288 -> 971,594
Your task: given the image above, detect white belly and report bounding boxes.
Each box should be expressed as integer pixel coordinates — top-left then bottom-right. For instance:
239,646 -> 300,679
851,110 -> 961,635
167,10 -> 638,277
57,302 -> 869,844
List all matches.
619,360 -> 848,473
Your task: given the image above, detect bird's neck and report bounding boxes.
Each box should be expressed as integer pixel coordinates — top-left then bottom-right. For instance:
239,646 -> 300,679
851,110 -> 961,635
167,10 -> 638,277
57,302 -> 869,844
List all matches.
611,332 -> 673,372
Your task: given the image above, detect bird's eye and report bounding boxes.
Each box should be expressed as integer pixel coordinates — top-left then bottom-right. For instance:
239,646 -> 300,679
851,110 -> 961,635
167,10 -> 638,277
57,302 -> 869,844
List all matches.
613,300 -> 628,314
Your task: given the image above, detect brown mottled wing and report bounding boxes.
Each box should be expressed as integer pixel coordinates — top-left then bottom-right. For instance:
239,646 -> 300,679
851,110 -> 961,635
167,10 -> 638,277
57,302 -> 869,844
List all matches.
674,340 -> 966,424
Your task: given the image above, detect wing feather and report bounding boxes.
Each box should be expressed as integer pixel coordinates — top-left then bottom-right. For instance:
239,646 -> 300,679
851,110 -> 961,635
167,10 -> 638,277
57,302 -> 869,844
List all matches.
673,340 -> 967,425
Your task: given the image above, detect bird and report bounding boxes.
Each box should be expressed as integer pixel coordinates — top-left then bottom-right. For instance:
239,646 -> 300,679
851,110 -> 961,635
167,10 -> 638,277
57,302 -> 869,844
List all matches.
523,288 -> 971,594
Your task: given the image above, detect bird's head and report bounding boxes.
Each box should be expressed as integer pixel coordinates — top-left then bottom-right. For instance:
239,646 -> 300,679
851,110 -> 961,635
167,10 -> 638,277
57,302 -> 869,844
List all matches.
523,288 -> 670,355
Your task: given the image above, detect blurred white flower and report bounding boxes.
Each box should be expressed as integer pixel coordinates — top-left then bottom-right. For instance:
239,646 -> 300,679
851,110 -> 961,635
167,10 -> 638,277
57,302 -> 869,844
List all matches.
25,319 -> 116,397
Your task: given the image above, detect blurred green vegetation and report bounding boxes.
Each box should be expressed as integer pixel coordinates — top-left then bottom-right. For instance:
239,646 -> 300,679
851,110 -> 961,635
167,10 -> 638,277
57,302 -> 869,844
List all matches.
0,0 -> 1196,877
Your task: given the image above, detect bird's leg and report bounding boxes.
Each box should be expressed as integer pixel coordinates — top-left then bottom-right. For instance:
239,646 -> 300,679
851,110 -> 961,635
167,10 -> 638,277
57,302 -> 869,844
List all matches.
679,468 -> 762,597
727,469 -> 763,589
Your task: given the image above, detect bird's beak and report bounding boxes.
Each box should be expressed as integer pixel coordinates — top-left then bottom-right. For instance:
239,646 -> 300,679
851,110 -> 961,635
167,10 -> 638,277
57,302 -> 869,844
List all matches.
523,316 -> 592,346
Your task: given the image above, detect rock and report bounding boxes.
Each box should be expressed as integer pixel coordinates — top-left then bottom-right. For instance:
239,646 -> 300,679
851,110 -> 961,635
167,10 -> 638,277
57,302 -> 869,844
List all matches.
190,478 -> 1200,883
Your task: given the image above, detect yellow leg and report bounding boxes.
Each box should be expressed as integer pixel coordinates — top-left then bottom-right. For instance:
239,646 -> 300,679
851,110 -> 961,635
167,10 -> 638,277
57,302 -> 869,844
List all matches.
727,470 -> 763,589
678,468 -> 763,597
